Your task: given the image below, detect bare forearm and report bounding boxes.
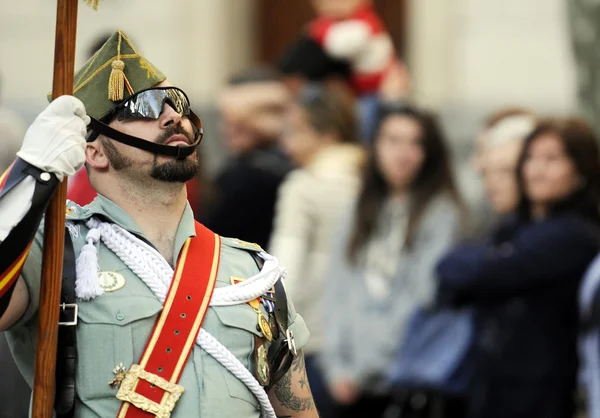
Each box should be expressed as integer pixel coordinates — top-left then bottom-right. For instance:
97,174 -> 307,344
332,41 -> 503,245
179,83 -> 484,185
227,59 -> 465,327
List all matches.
268,351 -> 319,418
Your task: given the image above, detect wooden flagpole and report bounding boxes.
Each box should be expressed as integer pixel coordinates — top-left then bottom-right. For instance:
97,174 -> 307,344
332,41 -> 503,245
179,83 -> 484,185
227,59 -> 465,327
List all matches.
32,1 -> 79,417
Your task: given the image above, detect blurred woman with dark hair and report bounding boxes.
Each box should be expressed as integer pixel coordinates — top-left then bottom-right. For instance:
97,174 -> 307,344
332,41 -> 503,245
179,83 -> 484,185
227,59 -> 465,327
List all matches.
437,117 -> 600,418
322,105 -> 465,418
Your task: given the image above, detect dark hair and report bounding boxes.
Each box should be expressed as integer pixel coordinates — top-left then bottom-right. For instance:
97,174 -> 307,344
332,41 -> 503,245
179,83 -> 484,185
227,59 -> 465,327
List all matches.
515,117 -> 600,223
295,83 -> 358,144
279,36 -> 351,81
347,105 -> 464,261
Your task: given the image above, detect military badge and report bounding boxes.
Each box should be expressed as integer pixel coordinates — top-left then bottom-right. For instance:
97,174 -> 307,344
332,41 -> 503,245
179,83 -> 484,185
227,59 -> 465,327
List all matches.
98,271 -> 126,292
230,276 -> 273,341
254,338 -> 270,387
109,362 -> 128,388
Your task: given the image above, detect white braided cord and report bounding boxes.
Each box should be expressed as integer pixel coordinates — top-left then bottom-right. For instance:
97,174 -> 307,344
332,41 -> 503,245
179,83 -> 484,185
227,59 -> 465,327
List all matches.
86,219 -> 283,306
198,329 -> 276,418
80,218 -> 280,417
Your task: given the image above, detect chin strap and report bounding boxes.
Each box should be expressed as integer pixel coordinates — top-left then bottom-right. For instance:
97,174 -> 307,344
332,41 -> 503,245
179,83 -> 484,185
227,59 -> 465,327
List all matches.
88,117 -> 203,160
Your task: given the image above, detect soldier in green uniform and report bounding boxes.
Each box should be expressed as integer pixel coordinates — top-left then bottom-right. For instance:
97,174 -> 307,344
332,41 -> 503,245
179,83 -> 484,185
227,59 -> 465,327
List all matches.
0,30 -> 316,418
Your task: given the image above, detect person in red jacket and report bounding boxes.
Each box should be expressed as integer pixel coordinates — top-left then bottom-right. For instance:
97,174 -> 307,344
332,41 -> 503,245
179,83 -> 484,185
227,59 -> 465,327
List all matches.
307,0 -> 396,96
279,0 -> 410,141
67,169 -> 96,205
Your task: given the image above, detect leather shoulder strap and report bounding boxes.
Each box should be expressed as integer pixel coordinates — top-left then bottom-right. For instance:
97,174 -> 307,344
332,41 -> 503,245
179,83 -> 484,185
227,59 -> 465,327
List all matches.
248,252 -> 294,389
248,252 -> 289,331
55,225 -> 78,418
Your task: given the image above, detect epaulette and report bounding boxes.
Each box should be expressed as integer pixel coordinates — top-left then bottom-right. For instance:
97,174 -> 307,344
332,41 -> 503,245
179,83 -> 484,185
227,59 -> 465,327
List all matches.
65,200 -> 93,221
221,237 -> 264,252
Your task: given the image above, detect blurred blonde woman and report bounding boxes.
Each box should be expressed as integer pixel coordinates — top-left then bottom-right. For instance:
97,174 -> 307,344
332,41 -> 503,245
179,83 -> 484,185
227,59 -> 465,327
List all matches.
269,84 -> 365,417
472,107 -> 537,174
482,112 -> 537,215
462,107 -> 537,238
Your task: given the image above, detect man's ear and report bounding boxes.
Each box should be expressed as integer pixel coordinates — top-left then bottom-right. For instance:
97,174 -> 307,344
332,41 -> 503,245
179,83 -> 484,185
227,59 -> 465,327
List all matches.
85,138 -> 109,169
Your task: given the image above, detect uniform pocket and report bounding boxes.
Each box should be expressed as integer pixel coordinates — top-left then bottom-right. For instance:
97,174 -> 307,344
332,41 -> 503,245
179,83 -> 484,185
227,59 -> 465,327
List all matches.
75,294 -> 162,401
212,304 -> 264,409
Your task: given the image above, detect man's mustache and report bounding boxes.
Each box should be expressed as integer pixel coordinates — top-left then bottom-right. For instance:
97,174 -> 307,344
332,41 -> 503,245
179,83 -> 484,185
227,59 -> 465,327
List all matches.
155,124 -> 194,145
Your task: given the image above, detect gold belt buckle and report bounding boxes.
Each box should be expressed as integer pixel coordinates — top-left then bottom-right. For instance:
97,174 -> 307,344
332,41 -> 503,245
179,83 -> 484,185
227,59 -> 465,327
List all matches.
116,364 -> 184,418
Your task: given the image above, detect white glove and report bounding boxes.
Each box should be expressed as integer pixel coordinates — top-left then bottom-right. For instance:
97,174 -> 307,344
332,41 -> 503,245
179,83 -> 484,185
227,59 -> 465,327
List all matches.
17,95 -> 90,181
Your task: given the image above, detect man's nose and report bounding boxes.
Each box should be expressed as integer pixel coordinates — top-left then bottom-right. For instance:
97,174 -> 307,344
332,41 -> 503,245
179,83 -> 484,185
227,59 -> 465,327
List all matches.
158,103 -> 182,128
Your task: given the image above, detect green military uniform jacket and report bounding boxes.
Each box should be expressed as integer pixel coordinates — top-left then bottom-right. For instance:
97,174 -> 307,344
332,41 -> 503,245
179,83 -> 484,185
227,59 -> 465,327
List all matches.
5,194 -> 309,417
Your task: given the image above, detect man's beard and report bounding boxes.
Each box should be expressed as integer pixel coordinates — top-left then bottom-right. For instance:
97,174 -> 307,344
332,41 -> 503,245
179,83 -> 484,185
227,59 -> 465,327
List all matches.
149,155 -> 200,183
103,124 -> 201,183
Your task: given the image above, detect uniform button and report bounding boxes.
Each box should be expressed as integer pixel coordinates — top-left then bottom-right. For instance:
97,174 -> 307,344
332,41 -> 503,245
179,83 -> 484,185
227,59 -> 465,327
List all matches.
40,172 -> 52,182
116,312 -> 125,321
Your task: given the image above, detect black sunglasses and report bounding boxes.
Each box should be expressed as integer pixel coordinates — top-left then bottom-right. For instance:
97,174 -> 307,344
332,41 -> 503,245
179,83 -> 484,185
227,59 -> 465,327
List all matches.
90,86 -> 204,146
108,86 -> 193,122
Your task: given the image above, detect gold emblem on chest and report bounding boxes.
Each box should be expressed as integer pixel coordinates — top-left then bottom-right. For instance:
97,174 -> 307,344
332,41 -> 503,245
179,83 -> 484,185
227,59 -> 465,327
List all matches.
98,271 -> 126,292
256,342 -> 270,386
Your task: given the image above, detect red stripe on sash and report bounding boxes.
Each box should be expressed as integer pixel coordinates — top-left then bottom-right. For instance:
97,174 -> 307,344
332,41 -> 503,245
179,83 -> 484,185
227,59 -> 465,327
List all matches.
0,161 -> 15,194
117,222 -> 220,418
0,242 -> 33,298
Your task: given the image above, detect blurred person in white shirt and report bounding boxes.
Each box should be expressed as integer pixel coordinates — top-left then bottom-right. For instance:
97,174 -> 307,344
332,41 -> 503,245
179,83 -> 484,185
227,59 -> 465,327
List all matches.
269,83 -> 365,418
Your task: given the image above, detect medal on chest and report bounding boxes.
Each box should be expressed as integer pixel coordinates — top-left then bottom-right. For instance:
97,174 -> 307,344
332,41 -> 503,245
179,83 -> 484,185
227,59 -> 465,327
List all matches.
230,277 -> 273,341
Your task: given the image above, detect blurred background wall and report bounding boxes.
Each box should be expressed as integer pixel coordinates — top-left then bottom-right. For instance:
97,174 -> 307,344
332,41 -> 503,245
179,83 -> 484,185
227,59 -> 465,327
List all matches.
0,0 -> 581,171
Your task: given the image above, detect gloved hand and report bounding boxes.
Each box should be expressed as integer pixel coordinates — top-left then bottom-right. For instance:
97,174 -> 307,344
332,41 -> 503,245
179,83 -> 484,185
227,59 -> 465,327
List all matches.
17,95 -> 90,181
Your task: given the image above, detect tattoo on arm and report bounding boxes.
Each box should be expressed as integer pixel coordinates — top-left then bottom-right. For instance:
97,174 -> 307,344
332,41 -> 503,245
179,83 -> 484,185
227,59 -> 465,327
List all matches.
273,351 -> 316,412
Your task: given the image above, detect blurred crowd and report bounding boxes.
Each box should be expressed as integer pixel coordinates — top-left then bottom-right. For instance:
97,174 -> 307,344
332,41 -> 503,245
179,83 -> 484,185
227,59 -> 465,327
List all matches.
3,1 -> 600,418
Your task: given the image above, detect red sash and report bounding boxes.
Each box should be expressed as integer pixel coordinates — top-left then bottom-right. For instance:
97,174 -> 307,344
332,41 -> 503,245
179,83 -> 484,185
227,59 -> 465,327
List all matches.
116,221 -> 221,418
